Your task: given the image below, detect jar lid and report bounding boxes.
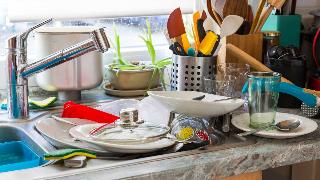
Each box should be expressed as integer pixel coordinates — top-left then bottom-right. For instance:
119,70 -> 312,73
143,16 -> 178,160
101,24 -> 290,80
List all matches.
262,31 -> 280,37
90,123 -> 170,144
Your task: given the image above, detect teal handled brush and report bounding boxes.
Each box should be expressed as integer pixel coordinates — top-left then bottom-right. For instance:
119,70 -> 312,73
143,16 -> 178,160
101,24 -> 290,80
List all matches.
44,149 -> 96,160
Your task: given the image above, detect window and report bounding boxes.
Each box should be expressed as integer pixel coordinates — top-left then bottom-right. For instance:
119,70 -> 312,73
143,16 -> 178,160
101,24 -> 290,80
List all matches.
0,0 -> 194,89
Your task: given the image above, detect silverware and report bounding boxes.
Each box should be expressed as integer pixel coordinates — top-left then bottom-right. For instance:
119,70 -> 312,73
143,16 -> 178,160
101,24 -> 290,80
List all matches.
213,97 -> 236,102
192,95 -> 206,100
237,119 -> 301,137
52,115 -> 77,126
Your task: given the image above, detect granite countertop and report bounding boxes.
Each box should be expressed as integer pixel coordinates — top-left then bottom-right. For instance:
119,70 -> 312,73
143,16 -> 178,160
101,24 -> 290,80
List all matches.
1,88 -> 319,179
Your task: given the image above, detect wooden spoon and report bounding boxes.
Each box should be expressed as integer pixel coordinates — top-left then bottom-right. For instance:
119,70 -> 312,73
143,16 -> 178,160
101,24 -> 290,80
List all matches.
254,0 -> 287,32
207,0 -> 223,26
223,0 -> 248,19
249,0 -> 266,33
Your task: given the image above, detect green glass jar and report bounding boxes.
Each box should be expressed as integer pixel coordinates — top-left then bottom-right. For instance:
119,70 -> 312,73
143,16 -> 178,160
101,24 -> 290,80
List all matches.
248,72 -> 281,129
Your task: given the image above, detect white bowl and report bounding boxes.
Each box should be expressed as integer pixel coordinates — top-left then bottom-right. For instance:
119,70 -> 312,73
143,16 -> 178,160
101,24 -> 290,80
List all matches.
148,91 -> 244,117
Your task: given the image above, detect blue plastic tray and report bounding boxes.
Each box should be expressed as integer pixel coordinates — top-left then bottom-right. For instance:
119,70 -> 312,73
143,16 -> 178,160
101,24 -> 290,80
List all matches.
0,141 -> 40,172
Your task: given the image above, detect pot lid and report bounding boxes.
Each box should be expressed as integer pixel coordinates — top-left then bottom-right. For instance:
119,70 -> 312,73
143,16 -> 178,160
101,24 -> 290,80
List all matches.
90,123 -> 170,144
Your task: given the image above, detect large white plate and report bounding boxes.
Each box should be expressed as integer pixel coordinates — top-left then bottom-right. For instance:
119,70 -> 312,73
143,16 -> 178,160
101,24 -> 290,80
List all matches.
231,112 -> 318,139
35,117 -> 114,155
69,124 -> 176,154
148,91 -> 244,117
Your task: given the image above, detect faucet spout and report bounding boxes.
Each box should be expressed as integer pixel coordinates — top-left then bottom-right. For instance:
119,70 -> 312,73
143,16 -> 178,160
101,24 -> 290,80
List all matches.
6,19 -> 110,119
21,28 -> 109,78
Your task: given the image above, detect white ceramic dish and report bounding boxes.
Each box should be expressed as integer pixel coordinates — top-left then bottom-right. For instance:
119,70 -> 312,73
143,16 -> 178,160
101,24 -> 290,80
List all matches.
35,117 -> 114,155
103,83 -> 162,97
69,124 -> 176,154
148,91 -> 244,117
231,112 -> 318,139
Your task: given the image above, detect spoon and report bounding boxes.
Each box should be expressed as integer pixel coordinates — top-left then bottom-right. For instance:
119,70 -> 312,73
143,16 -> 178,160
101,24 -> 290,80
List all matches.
220,15 -> 244,38
203,15 -> 244,38
237,119 -> 301,137
192,95 -> 237,102
192,95 -> 206,100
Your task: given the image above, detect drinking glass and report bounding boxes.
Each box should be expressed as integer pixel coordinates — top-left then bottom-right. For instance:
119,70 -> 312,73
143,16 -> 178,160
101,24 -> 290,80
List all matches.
248,72 -> 281,129
217,63 -> 250,97
203,76 -> 236,97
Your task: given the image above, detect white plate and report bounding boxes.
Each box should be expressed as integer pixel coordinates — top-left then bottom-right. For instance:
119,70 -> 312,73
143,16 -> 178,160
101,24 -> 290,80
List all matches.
231,112 -> 318,139
35,117 -> 114,155
148,91 -> 244,117
104,83 -> 162,97
69,124 -> 176,154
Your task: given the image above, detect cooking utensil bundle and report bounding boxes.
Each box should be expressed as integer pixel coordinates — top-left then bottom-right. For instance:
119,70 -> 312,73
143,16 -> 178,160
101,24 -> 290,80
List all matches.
167,7 -> 244,57
202,0 -> 288,34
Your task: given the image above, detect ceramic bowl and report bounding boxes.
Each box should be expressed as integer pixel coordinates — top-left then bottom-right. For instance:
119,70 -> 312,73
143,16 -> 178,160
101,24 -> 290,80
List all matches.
148,91 -> 244,117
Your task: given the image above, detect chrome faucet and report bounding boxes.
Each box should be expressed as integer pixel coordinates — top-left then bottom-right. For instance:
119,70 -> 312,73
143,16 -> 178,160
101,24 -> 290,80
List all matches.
7,19 -> 110,120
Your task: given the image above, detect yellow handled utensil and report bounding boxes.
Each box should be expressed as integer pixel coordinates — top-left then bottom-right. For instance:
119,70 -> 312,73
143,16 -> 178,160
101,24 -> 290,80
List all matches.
199,31 -> 219,56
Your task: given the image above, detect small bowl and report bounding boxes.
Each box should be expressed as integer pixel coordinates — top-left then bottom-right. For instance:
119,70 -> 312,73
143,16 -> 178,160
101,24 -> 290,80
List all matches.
105,65 -> 161,90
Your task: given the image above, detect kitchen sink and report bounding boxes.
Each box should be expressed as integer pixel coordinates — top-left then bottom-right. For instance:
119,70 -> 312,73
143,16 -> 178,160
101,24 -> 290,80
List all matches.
0,115 -> 56,172
0,99 -> 256,178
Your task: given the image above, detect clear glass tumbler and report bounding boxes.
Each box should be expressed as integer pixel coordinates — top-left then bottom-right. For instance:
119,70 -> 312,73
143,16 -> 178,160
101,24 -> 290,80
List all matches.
217,63 -> 250,97
203,76 -> 236,97
248,72 -> 281,129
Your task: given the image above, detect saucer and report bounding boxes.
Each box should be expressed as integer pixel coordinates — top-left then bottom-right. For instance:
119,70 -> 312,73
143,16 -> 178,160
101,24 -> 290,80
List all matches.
103,83 -> 162,97
232,112 -> 318,139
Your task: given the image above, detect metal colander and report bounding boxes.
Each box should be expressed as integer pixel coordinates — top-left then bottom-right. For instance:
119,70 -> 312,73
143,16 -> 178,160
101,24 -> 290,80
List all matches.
170,55 -> 217,91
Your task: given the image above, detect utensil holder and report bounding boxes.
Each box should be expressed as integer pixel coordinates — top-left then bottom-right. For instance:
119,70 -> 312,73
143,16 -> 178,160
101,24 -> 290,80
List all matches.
226,33 -> 263,64
170,55 -> 217,91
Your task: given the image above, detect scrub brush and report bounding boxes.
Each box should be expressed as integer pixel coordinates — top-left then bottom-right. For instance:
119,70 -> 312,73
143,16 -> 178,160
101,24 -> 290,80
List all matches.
43,149 -> 96,160
29,97 -> 57,108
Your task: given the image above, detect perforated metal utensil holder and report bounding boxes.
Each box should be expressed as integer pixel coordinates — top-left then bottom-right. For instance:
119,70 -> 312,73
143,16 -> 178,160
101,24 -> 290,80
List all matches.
170,55 -> 217,91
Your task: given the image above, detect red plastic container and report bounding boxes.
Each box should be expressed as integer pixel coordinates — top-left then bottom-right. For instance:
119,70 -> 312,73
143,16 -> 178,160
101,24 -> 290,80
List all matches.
61,101 -> 119,123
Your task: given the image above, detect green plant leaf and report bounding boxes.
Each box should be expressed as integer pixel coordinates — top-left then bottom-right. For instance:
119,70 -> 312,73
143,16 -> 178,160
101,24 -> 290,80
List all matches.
155,57 -> 172,68
112,24 -> 130,66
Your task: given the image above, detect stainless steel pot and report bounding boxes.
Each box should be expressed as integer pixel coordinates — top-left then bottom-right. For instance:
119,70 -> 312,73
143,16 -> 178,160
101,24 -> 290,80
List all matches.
106,65 -> 161,90
34,27 -> 103,100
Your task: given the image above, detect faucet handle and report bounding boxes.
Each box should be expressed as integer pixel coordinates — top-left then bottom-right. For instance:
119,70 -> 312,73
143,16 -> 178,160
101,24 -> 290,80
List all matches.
21,18 -> 53,40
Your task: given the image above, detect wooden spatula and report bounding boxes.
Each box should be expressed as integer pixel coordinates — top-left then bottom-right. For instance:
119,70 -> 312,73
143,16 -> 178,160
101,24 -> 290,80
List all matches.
223,0 -> 248,19
249,0 -> 266,33
254,0 -> 287,32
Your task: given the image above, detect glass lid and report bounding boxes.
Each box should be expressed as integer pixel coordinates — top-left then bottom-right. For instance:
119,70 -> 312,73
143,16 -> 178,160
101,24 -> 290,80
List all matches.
89,123 -> 170,144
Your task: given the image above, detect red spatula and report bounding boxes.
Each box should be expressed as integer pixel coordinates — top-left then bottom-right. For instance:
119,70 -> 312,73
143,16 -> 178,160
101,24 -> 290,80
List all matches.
167,8 -> 190,53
